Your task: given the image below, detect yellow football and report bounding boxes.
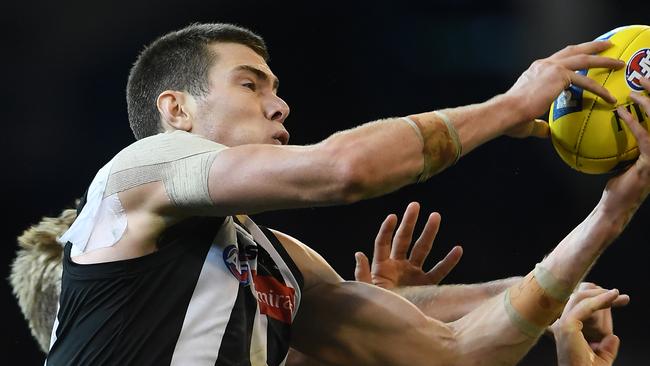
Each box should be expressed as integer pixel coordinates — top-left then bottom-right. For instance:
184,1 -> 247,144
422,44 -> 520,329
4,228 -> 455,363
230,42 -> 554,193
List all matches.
549,25 -> 650,174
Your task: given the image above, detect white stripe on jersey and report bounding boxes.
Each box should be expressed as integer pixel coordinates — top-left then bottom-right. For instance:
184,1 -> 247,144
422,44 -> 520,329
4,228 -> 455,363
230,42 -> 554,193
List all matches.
170,218 -> 240,365
249,307 -> 268,365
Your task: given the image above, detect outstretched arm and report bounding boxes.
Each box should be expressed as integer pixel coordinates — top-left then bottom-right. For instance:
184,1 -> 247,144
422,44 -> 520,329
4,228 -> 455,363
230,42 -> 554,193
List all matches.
140,40 -> 622,217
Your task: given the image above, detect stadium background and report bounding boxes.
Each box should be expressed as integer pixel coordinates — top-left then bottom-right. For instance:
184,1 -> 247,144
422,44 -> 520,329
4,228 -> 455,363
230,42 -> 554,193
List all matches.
3,0 -> 648,364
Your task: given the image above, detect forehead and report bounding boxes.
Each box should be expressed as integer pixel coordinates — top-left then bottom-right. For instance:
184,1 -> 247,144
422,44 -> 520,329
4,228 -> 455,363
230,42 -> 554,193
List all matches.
207,42 -> 274,78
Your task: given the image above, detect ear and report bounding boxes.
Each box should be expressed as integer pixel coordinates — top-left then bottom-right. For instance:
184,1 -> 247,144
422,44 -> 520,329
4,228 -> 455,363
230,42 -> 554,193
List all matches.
156,90 -> 196,132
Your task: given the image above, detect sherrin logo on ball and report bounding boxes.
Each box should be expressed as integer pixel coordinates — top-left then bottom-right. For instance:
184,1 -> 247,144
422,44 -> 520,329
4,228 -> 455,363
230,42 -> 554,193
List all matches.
549,25 -> 650,174
626,48 -> 650,91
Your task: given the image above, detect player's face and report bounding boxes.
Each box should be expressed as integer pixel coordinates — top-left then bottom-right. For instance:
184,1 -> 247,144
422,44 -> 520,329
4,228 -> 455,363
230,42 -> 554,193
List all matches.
192,42 -> 290,147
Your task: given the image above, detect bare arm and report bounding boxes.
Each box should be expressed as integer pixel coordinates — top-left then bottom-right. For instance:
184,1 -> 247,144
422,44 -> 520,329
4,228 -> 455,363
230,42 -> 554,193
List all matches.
395,278 -> 520,322
202,41 -> 623,216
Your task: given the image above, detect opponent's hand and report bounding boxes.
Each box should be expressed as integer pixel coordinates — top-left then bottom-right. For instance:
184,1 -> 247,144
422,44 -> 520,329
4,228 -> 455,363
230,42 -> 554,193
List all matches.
504,40 -> 624,138
553,287 -> 625,366
550,283 -> 629,343
615,77 -> 650,174
354,202 -> 463,289
603,77 -> 650,208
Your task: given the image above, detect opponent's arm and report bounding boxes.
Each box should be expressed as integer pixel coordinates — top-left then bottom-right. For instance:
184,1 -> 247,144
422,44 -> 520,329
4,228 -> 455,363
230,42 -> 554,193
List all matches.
201,41 -> 623,216
394,279 -> 519,322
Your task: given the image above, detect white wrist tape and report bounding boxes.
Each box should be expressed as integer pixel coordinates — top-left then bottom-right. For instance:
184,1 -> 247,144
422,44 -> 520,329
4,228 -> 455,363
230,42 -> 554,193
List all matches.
534,263 -> 573,302
503,289 -> 546,338
432,111 -> 462,166
401,112 -> 462,183
504,271 -> 568,338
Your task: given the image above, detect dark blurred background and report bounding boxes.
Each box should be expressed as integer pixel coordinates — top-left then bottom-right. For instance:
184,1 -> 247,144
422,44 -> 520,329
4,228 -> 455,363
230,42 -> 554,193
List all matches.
3,0 -> 648,364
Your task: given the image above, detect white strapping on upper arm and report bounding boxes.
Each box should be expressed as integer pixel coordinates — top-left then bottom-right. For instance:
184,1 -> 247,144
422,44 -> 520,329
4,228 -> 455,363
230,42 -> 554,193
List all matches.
105,130 -> 227,209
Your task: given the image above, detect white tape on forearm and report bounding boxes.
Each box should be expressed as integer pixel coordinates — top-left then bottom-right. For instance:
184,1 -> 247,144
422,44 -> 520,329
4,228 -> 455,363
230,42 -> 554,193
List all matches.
534,263 -> 573,302
432,111 -> 461,165
503,288 -> 546,338
401,117 -> 430,182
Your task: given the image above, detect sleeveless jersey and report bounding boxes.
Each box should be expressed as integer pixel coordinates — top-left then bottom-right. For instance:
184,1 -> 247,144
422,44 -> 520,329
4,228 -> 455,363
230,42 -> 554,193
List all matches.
46,133 -> 304,366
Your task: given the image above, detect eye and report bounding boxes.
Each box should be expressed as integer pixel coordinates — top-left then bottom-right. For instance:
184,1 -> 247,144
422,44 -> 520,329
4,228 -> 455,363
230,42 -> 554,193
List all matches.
242,82 -> 257,91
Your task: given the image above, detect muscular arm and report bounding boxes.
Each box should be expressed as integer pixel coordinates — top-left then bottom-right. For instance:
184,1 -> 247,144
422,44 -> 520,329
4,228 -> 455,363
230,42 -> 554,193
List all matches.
202,41 -> 621,216
206,97 -> 513,215
395,277 -> 521,322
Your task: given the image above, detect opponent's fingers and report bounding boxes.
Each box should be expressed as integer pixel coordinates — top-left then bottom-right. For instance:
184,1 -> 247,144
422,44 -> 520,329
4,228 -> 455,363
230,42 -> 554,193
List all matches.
565,288 -> 610,310
425,245 -> 463,284
354,252 -> 372,283
558,54 -> 625,72
374,214 -> 398,262
409,212 -> 441,267
391,202 -> 420,259
566,289 -> 620,322
616,103 -> 650,155
570,72 -> 617,104
550,40 -> 614,59
595,334 -> 621,364
578,282 -> 599,291
612,294 -> 630,307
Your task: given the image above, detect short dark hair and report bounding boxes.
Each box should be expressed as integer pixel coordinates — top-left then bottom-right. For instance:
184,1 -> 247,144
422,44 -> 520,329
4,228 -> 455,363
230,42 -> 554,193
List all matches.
126,23 -> 269,140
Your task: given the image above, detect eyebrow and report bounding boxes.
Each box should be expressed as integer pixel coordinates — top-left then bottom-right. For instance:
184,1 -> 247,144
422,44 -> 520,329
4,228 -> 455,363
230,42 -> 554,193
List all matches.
233,65 -> 280,91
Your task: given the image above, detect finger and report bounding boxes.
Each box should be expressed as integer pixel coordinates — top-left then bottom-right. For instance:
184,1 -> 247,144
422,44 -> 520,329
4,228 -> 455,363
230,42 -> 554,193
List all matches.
563,288 -> 609,312
612,294 -> 630,307
569,288 -> 610,304
616,104 -> 650,154
425,245 -> 463,284
570,72 -> 617,104
578,282 -> 599,291
551,40 -> 614,59
529,119 -> 550,138
374,214 -> 398,262
409,212 -> 441,267
354,252 -> 372,283
567,289 -> 620,322
558,54 -> 625,71
595,334 -> 620,364
391,202 -> 420,259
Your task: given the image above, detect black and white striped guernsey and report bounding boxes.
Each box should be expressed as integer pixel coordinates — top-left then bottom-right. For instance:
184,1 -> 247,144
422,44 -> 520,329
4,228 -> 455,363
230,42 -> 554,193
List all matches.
46,213 -> 304,366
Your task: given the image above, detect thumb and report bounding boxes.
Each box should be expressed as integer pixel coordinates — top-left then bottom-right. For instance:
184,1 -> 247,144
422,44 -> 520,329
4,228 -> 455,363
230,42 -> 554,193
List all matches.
530,119 -> 550,138
596,334 -> 620,364
354,252 -> 372,283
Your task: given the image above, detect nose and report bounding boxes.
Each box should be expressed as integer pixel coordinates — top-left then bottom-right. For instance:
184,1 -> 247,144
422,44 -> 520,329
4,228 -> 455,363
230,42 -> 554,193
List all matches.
264,94 -> 290,124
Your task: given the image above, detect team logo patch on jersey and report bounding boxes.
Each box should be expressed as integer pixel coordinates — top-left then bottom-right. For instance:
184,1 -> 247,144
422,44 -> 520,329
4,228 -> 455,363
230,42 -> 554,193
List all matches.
626,49 -> 650,91
253,274 -> 296,324
223,244 -> 258,285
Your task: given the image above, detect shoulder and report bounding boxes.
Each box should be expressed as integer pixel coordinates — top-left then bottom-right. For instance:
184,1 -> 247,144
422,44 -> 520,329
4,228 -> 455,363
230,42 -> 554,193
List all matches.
113,131 -> 228,168
267,229 -> 343,290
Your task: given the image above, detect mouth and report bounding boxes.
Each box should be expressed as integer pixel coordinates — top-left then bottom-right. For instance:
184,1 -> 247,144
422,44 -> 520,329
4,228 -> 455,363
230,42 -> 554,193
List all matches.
273,130 -> 290,145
